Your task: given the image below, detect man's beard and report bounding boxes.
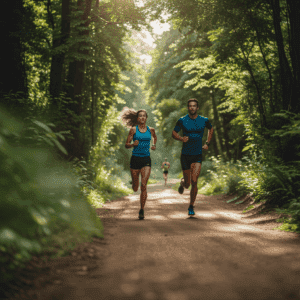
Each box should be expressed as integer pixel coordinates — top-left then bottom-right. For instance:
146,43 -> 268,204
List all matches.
189,110 -> 197,115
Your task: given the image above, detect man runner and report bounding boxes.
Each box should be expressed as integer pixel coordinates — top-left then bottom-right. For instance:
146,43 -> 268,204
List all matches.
172,99 -> 214,216
161,158 -> 170,187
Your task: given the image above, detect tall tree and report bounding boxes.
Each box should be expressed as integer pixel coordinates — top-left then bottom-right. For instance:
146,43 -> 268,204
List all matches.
49,0 -> 71,106
1,0 -> 28,113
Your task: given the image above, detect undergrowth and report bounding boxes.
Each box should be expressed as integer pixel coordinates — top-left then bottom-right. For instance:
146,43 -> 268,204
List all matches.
173,155 -> 300,233
0,108 -> 103,292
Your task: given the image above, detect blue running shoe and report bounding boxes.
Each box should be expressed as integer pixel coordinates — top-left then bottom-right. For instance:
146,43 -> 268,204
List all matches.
188,205 -> 195,216
139,209 -> 144,219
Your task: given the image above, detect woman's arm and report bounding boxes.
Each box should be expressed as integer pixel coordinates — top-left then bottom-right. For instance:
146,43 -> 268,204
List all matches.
125,127 -> 138,149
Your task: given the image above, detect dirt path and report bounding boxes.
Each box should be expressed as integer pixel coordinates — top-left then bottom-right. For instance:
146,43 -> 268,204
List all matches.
14,179 -> 300,300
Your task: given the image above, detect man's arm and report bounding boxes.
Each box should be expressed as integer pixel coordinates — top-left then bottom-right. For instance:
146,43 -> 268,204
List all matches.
172,130 -> 189,142
172,130 -> 183,141
206,127 -> 214,144
202,127 -> 214,150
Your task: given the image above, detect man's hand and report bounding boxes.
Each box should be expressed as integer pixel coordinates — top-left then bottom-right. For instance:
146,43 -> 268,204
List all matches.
133,140 -> 139,147
182,136 -> 189,143
202,144 -> 209,151
151,145 -> 156,150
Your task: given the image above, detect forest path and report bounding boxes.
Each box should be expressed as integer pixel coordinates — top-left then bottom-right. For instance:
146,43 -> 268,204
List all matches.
22,179 -> 300,300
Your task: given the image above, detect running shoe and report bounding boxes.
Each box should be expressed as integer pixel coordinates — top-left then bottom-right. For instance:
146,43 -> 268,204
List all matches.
188,205 -> 195,216
178,178 -> 184,194
139,209 -> 144,219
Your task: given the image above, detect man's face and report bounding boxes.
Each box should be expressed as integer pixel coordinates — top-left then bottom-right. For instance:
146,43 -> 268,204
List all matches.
188,102 -> 198,115
137,112 -> 147,124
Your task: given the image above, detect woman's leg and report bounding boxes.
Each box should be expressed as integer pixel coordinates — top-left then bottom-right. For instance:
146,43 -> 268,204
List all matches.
163,173 -> 167,186
140,166 -> 151,209
130,168 -> 141,192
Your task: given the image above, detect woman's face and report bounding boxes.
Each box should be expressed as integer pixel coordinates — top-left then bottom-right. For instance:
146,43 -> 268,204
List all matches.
137,111 -> 147,124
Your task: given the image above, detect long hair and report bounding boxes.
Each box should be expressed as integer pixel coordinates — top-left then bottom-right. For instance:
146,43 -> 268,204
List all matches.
119,107 -> 148,128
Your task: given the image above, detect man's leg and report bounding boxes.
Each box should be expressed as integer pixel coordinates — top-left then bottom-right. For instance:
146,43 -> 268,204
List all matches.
183,169 -> 191,189
190,162 -> 202,206
140,166 -> 151,209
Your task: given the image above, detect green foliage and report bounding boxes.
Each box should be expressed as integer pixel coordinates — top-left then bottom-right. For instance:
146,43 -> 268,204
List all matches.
197,156 -> 245,195
190,153 -> 300,232
0,108 -> 102,284
242,205 -> 255,213
148,178 -> 158,184
226,196 -> 239,203
274,223 -> 300,233
23,118 -> 70,155
93,167 -> 132,206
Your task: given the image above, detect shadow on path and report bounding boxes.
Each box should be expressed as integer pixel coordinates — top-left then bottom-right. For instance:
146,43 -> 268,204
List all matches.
12,179 -> 300,300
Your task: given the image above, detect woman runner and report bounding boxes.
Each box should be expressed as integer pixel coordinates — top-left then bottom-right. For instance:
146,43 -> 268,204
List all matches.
120,107 -> 157,219
161,158 -> 170,187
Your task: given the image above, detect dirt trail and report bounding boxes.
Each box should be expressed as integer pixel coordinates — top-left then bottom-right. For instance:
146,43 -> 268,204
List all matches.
14,179 -> 300,300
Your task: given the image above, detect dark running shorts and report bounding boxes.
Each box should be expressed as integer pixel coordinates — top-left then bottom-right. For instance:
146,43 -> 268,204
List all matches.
130,156 -> 151,170
180,154 -> 202,171
163,171 -> 168,174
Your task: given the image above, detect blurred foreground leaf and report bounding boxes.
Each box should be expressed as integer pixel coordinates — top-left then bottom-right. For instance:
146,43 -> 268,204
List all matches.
0,107 -> 103,285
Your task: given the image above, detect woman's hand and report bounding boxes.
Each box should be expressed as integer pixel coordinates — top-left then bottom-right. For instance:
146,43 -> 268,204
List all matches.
133,140 -> 139,147
202,144 -> 209,151
151,145 -> 156,150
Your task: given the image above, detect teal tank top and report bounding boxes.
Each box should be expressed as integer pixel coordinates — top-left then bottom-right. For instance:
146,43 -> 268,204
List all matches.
132,126 -> 151,157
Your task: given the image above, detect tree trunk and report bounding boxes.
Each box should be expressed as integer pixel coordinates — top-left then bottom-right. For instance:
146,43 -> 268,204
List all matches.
66,0 -> 92,159
211,90 -> 227,159
270,0 -> 295,112
0,0 -> 28,113
240,46 -> 266,129
211,132 -> 219,157
253,25 -> 275,113
286,0 -> 300,113
49,0 -> 71,106
91,69 -> 95,146
220,112 -> 233,161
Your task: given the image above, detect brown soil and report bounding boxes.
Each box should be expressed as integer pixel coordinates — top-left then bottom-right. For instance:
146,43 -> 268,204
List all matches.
7,179 -> 300,300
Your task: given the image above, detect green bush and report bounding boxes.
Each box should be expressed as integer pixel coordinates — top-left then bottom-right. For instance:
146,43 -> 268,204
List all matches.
199,154 -> 300,232
85,166 -> 132,208
197,156 -> 245,195
0,108 -> 103,285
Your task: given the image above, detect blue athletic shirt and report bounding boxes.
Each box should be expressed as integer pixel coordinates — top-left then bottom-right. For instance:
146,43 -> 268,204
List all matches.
132,125 -> 152,157
173,115 -> 212,155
